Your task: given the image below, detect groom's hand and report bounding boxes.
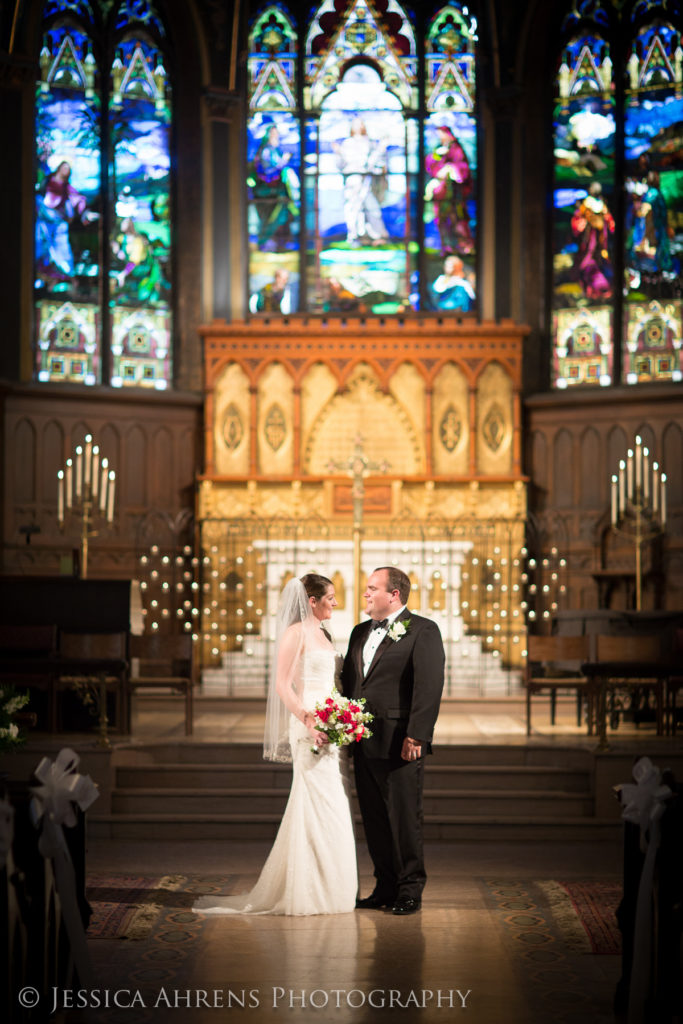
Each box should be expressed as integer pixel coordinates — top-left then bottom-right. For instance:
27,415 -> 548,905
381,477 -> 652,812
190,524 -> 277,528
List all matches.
401,736 -> 422,761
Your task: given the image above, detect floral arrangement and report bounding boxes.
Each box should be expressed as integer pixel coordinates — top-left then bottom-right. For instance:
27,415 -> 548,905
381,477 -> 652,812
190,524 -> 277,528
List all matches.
311,694 -> 373,754
0,686 -> 30,753
388,619 -> 410,642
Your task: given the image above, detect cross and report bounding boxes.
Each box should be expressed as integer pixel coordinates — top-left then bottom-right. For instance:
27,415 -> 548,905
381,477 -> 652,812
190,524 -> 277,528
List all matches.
329,435 -> 390,616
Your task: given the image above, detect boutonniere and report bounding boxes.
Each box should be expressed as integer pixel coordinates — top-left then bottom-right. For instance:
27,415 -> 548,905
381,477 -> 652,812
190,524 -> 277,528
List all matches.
388,619 -> 410,642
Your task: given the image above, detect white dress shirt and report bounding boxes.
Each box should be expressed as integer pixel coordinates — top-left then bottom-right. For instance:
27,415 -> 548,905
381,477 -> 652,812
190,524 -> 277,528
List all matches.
362,605 -> 407,676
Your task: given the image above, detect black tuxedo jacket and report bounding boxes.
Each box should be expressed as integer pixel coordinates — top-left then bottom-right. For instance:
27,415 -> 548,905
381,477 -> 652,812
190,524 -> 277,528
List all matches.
341,610 -> 445,760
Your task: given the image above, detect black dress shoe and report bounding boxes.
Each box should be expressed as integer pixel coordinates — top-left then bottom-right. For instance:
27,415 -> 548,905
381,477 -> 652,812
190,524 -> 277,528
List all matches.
355,892 -> 395,909
392,896 -> 421,915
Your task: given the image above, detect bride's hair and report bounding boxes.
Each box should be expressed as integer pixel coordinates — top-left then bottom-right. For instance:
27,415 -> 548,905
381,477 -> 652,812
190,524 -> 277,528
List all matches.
300,573 -> 333,601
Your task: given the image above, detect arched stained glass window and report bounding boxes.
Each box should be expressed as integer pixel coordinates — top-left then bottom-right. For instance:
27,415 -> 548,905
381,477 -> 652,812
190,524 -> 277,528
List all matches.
623,17 -> 683,383
34,0 -> 173,388
551,0 -> 683,390
552,8 -> 616,388
247,5 -> 300,312
424,4 -> 478,312
36,11 -> 102,384
247,1 -> 479,315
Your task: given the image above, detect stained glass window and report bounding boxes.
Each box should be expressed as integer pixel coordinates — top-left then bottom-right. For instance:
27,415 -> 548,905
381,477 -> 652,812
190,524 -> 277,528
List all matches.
34,0 -> 173,388
424,4 -> 478,312
552,21 -> 616,388
36,17 -> 102,384
623,19 -> 683,383
552,0 -> 683,390
247,1 -> 479,315
247,5 -> 300,313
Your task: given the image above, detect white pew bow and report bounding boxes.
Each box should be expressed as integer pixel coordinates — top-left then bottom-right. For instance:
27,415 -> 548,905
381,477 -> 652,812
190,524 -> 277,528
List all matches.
30,748 -> 99,989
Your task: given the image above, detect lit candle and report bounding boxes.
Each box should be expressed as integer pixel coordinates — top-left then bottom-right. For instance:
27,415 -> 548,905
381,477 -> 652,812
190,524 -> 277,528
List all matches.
661,473 -> 667,526
619,459 -> 626,511
107,470 -> 116,523
84,434 -> 92,492
57,470 -> 64,524
652,463 -> 659,513
75,445 -> 83,500
635,436 -> 642,493
611,474 -> 618,526
91,445 -> 100,502
626,449 -> 634,501
65,458 -> 73,509
99,457 -> 109,513
643,447 -> 649,502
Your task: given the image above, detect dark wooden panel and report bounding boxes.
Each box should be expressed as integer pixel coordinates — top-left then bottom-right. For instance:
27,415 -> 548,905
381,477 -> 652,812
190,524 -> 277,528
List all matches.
0,577 -> 131,630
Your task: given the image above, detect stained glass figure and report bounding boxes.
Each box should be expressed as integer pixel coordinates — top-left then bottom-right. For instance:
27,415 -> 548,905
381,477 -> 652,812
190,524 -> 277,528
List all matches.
109,34 -> 172,388
34,1 -> 173,388
623,20 -> 683,383
247,5 -> 300,312
304,0 -> 417,314
248,0 -> 479,315
424,4 -> 478,311
35,21 -> 102,384
552,29 -> 615,387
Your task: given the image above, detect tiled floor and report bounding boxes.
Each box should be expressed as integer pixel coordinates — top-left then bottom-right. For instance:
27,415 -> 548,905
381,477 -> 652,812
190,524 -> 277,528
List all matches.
77,836 -> 624,1024
23,698 -> 671,1024
72,693 -> 639,1024
130,692 -> 669,748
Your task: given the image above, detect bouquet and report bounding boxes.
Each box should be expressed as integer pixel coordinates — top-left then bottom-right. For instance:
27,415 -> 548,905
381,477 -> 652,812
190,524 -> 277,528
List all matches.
311,693 -> 373,755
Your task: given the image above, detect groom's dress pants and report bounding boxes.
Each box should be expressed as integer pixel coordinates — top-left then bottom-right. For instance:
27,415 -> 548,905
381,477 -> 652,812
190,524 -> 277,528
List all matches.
354,744 -> 426,901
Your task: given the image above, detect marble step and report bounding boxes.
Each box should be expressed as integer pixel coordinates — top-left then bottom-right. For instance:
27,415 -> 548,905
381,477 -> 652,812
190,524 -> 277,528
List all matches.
115,763 -> 592,793
88,812 -> 620,843
111,786 -> 594,818
116,742 -> 594,770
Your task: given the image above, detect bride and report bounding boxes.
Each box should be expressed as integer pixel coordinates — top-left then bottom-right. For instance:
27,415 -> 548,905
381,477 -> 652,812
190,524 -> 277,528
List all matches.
193,573 -> 357,916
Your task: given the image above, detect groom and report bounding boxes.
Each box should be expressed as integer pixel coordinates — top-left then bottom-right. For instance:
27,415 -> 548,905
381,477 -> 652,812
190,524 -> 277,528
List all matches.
341,566 -> 445,915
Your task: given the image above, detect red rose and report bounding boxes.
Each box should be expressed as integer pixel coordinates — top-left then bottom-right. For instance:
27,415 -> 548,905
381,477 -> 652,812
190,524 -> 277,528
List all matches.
317,709 -> 330,723
325,697 -> 334,705
349,703 -> 360,713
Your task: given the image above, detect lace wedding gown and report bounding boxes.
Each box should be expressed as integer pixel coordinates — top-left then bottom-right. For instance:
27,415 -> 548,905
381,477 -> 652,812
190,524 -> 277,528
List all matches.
193,648 -> 357,916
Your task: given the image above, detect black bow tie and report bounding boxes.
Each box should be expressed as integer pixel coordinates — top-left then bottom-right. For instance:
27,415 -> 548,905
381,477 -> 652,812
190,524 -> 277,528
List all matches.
372,618 -> 389,630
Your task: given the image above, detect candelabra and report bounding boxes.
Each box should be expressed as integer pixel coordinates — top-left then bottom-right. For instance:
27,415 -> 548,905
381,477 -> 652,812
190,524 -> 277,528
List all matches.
610,434 -> 667,611
57,434 -> 116,578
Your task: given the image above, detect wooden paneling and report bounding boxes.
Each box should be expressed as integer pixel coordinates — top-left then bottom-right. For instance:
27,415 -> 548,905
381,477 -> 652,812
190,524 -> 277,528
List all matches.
1,384 -> 202,579
526,387 -> 683,611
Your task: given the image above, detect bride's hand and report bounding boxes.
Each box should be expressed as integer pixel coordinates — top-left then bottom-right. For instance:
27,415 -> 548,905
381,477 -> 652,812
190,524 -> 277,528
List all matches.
303,712 -> 329,746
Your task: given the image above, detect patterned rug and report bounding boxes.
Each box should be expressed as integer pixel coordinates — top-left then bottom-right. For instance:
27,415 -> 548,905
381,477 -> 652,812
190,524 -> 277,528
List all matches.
482,879 -> 622,1024
87,874 -> 186,939
556,881 -> 622,955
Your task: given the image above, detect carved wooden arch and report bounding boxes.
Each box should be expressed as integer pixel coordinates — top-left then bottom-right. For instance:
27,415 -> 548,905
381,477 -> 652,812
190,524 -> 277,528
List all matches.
200,317 -> 528,479
302,363 -> 425,475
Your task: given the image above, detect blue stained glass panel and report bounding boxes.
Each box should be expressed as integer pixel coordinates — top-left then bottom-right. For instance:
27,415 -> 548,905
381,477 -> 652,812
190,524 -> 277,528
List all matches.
115,0 -> 165,37
623,21 -> 683,384
44,0 -> 93,21
247,112 -> 301,311
306,63 -> 415,314
35,22 -> 102,383
552,32 -> 616,387
109,35 -> 172,388
423,4 -> 478,312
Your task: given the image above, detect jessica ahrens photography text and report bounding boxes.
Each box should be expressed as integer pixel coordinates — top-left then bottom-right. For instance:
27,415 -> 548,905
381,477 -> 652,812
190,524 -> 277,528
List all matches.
45,987 -> 473,1013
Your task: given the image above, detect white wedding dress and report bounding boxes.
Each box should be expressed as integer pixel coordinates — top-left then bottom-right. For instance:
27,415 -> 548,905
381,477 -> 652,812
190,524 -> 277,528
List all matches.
193,648 -> 357,916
